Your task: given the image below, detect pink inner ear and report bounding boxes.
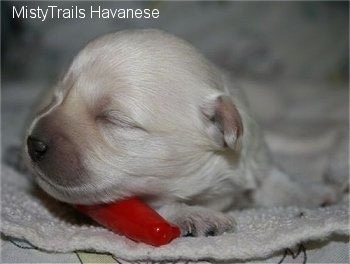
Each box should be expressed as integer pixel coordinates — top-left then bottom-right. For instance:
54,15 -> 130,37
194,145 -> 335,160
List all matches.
214,96 -> 243,146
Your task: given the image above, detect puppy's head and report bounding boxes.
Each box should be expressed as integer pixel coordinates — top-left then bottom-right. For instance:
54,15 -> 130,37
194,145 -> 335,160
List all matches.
25,29 -> 244,204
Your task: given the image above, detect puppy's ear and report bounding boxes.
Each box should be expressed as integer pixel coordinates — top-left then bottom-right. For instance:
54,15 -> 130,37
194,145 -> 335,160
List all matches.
201,95 -> 243,151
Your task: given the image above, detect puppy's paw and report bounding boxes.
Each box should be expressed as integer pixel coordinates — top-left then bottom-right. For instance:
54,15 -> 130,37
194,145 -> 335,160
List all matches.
157,203 -> 236,237
308,183 -> 338,207
177,209 -> 236,237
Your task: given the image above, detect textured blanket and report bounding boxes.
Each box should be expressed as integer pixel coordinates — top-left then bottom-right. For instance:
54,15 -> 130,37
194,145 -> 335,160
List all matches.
1,163 -> 349,262
1,78 -> 349,262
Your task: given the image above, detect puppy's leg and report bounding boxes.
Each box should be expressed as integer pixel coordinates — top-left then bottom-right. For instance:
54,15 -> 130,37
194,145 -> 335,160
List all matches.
157,203 -> 236,237
254,168 -> 337,207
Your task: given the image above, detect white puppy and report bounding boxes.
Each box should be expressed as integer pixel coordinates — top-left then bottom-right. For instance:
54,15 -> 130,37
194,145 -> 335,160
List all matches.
24,29 -> 329,236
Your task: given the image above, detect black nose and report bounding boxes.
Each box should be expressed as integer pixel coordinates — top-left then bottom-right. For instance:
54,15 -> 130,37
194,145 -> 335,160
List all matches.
27,136 -> 48,162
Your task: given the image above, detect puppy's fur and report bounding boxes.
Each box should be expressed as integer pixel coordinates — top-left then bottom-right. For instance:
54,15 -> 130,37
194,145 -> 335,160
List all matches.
25,29 -> 332,236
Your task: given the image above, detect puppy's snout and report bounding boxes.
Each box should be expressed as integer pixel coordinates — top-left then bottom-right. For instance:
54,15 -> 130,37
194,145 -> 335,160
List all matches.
27,136 -> 48,162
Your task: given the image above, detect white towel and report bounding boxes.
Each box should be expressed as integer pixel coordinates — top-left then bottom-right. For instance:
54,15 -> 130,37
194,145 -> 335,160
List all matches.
1,164 -> 349,262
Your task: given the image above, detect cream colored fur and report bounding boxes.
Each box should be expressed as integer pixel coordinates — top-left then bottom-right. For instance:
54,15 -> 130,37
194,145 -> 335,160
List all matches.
25,29 -> 333,236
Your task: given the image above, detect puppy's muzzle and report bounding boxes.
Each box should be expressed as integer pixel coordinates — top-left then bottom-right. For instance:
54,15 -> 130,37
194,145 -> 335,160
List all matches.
26,114 -> 86,187
27,136 -> 48,162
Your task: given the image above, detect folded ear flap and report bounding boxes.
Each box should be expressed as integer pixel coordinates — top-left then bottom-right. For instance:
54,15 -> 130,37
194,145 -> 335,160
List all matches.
201,95 -> 243,151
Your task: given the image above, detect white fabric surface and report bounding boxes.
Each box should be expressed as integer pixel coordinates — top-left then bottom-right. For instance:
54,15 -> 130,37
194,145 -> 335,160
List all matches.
2,78 -> 349,262
2,3 -> 348,261
2,236 -> 349,263
1,163 -> 349,262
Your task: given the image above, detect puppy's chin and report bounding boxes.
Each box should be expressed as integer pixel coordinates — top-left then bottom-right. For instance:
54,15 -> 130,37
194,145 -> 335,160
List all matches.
35,174 -> 125,205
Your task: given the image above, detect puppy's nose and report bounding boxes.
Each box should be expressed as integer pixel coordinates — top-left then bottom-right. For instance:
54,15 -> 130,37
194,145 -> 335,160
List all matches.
27,136 -> 48,162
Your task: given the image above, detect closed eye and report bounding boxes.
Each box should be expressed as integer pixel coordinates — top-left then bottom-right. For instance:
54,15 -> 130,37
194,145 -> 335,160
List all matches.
97,110 -> 147,132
